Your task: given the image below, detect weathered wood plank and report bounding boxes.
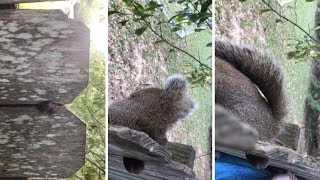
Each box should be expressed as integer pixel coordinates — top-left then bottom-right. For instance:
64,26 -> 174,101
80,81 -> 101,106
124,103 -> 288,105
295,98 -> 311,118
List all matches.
216,142 -> 320,180
0,0 -> 66,4
0,9 -> 89,105
275,123 -> 300,150
108,126 -> 195,179
167,142 -> 195,169
0,106 -> 86,178
108,157 -> 191,180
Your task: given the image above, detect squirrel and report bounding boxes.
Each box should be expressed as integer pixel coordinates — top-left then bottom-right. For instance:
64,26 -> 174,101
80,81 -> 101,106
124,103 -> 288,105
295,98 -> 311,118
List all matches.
215,38 -> 288,142
108,75 -> 195,147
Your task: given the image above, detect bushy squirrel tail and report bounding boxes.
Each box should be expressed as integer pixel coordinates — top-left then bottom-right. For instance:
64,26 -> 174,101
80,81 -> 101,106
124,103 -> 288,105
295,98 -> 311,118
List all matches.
215,38 -> 288,121
163,74 -> 188,95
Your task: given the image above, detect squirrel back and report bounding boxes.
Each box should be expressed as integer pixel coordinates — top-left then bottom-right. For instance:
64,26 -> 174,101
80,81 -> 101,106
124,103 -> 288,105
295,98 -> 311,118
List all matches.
108,75 -> 195,147
215,38 -> 287,121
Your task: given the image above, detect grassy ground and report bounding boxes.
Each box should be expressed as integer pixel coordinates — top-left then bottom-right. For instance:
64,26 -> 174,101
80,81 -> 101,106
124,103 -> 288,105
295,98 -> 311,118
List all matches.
167,30 -> 212,179
109,1 -> 212,179
216,0 -> 316,153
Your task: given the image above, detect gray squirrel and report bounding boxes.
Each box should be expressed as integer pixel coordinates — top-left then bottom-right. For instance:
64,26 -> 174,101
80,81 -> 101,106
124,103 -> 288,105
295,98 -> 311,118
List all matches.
215,38 -> 288,142
108,75 -> 195,147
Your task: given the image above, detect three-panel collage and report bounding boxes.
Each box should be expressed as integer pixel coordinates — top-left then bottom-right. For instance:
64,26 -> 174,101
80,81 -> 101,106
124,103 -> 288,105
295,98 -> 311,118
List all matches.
0,0 -> 319,179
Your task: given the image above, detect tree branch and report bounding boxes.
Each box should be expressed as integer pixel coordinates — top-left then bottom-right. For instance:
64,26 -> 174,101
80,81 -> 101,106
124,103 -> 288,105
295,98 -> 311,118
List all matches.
144,21 -> 212,70
88,149 -> 105,162
261,0 -> 319,43
86,157 -> 105,173
74,174 -> 84,180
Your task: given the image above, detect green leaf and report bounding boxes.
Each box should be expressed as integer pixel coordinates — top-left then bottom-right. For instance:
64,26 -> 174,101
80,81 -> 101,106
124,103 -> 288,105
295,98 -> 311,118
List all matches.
135,27 -> 148,35
169,49 -> 175,53
171,27 -> 181,32
306,0 -> 315,2
286,6 -> 294,9
133,1 -> 144,10
119,20 -> 129,26
275,19 -> 282,23
123,0 -> 134,7
148,0 -> 158,7
147,0 -> 162,11
194,28 -> 204,32
201,1 -> 212,12
189,12 -> 211,22
287,51 -> 299,59
132,8 -> 145,17
108,11 -> 127,16
155,40 -> 165,44
133,18 -> 142,22
206,42 -> 212,47
239,0 -> 247,2
140,13 -> 153,20
260,9 -> 272,14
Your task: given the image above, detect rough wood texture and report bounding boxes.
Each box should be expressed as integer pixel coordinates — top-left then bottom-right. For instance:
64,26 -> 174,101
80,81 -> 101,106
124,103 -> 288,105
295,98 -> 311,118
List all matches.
275,123 -> 300,150
216,142 -> 320,180
108,126 -> 196,179
215,104 -> 258,151
167,142 -> 195,169
0,10 -> 89,105
0,0 -> 66,4
0,106 -> 86,178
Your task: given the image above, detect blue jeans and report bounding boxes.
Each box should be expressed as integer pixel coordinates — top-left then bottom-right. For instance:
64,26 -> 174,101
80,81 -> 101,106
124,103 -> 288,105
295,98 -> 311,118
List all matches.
215,152 -> 281,180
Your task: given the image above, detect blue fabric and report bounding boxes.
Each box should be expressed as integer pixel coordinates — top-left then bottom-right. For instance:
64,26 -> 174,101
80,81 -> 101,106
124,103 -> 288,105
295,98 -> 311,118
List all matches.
215,152 -> 275,180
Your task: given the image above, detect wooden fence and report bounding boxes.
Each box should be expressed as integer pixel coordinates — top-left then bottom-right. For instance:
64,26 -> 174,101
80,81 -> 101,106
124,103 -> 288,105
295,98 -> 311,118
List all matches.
108,126 -> 196,180
0,1 -> 89,178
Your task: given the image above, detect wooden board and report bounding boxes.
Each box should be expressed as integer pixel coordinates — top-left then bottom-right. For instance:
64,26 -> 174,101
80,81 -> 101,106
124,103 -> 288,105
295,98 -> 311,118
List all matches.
0,106 -> 86,178
0,9 -> 89,105
108,126 -> 196,179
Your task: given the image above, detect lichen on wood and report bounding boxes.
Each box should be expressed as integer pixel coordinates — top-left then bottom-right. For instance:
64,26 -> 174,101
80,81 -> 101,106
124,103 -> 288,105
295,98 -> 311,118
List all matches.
0,106 -> 86,178
0,10 -> 89,105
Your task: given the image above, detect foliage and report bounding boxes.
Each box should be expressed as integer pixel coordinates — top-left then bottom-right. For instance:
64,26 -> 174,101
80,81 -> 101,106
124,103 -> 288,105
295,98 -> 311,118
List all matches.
239,0 -> 320,62
70,0 -> 106,179
69,47 -> 106,180
187,62 -> 212,87
287,35 -> 320,62
109,0 -> 212,87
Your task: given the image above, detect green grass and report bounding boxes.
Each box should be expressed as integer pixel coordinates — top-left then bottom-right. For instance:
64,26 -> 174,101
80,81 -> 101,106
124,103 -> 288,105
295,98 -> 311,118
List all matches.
262,0 -> 315,123
166,30 -> 212,179
183,30 -> 212,148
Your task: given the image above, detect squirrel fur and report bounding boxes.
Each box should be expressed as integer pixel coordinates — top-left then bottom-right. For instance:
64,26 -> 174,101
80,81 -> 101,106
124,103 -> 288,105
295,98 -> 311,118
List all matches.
108,75 -> 195,147
215,38 -> 288,141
